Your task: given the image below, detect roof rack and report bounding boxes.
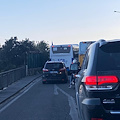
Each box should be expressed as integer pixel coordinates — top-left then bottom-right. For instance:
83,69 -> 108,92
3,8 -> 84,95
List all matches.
97,39 -> 106,47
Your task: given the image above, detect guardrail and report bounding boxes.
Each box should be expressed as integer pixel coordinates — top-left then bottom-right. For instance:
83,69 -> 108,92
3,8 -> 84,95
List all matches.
0,66 -> 26,90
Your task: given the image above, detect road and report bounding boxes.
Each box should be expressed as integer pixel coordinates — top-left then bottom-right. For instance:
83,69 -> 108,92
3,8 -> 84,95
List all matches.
0,76 -> 79,120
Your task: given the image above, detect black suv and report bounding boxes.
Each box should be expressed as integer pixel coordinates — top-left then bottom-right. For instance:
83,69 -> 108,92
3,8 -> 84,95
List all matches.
42,61 -> 68,84
76,40 -> 120,120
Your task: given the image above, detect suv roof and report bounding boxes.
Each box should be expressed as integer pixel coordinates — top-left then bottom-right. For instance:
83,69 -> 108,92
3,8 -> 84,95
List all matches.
90,39 -> 120,48
46,61 -> 64,64
81,39 -> 120,75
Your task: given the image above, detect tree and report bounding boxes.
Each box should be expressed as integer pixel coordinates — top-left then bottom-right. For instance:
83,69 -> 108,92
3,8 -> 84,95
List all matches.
36,40 -> 50,65
0,37 -> 50,72
0,37 -> 36,71
36,40 -> 49,53
0,37 -> 19,71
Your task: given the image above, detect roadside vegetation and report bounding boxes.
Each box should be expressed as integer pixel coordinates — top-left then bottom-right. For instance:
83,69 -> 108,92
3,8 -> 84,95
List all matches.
0,37 -> 49,72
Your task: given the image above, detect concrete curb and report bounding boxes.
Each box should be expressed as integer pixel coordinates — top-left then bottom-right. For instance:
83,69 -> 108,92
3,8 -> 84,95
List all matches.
0,74 -> 42,104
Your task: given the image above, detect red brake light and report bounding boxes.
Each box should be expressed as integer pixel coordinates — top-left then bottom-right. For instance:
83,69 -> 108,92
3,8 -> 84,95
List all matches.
85,76 -> 118,90
52,46 -> 54,47
85,76 -> 118,85
68,45 -> 71,47
43,68 -> 49,72
91,118 -> 103,120
85,76 -> 97,85
98,76 -> 118,85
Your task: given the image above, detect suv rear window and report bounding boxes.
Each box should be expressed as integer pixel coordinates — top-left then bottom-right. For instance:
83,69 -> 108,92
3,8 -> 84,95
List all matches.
45,63 -> 63,69
97,42 -> 120,71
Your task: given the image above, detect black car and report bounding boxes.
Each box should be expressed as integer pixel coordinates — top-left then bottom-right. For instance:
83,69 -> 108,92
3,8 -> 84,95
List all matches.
42,61 -> 68,84
75,39 -> 120,120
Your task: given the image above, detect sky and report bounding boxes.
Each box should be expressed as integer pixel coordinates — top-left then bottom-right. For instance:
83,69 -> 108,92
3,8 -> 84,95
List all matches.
0,0 -> 120,46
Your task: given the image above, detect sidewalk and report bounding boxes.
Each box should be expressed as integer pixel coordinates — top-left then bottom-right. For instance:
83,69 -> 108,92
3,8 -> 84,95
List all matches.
0,74 -> 41,104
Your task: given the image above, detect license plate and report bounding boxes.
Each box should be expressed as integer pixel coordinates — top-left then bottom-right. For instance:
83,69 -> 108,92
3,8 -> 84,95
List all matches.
50,71 -> 58,73
52,74 -> 57,76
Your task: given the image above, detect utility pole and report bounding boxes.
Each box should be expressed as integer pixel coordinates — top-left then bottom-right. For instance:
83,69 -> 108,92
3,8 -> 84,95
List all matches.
114,11 -> 120,13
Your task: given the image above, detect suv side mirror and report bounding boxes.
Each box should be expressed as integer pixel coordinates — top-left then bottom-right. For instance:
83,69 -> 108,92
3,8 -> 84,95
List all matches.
69,63 -> 80,75
70,63 -> 78,71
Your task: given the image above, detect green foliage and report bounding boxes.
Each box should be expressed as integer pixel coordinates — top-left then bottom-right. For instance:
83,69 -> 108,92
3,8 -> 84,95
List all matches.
0,37 -> 50,72
36,40 -> 50,66
36,40 -> 49,53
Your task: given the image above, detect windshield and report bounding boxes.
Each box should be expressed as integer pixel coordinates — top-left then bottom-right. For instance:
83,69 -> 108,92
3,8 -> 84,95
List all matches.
45,63 -> 63,69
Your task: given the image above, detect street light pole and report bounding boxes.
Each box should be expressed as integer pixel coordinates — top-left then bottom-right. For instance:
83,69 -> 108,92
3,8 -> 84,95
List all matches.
114,11 -> 120,13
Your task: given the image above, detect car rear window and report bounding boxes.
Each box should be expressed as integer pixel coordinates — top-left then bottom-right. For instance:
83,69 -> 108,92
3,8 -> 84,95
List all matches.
52,46 -> 70,53
97,41 -> 120,71
45,63 -> 63,69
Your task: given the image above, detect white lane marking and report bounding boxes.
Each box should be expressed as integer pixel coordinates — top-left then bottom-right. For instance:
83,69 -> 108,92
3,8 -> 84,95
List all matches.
54,84 -> 59,95
0,78 -> 41,113
54,84 -> 79,120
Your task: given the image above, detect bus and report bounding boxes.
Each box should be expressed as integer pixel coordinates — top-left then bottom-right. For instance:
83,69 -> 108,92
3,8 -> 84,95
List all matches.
50,44 -> 79,71
79,41 -> 95,66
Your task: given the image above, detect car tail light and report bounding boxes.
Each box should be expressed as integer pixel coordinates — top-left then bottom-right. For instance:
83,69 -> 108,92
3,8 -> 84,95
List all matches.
98,76 -> 118,85
85,76 -> 118,90
85,76 -> 97,85
59,68 -> 66,72
43,79 -> 46,81
43,68 -> 49,72
91,118 -> 103,120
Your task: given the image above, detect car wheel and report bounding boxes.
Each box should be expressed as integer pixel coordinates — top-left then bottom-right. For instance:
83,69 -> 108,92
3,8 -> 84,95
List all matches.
78,85 -> 86,120
64,79 -> 68,83
76,90 -> 83,120
42,81 -> 46,84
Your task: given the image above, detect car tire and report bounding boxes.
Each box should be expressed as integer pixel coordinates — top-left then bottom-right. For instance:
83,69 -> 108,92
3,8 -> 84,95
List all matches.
78,85 -> 86,120
42,81 -> 46,84
64,79 -> 68,83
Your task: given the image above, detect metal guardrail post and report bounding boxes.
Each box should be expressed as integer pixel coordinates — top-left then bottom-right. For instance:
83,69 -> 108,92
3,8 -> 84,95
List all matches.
26,65 -> 28,76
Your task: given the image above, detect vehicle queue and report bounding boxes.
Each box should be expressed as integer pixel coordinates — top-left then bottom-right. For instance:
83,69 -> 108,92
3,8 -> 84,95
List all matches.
42,39 -> 120,120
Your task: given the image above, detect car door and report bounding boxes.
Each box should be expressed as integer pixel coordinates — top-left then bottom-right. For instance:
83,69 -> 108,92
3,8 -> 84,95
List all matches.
76,50 -> 89,119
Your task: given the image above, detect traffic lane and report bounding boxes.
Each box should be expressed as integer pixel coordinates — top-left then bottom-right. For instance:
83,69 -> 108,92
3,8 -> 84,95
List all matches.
0,78 -> 78,120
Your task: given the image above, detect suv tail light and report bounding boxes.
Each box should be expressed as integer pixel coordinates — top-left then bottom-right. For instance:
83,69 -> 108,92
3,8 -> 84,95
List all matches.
91,118 -> 103,120
43,68 -> 49,72
85,76 -> 118,90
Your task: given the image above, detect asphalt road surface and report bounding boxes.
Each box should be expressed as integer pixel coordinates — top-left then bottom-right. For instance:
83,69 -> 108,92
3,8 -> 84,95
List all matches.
0,76 -> 79,120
